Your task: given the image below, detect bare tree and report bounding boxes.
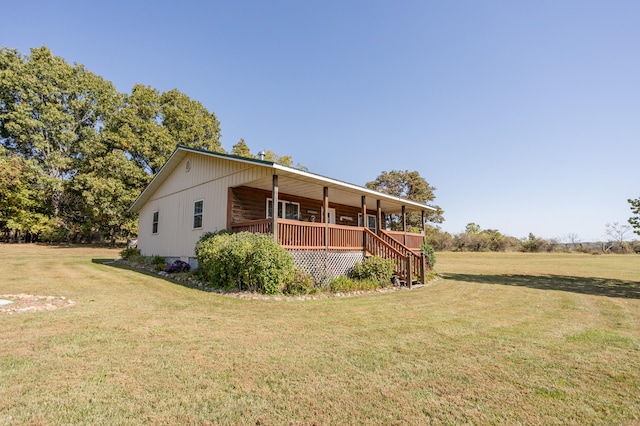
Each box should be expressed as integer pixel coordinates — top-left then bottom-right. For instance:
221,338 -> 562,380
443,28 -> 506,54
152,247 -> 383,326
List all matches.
563,233 -> 581,250
606,222 -> 631,243
605,222 -> 632,253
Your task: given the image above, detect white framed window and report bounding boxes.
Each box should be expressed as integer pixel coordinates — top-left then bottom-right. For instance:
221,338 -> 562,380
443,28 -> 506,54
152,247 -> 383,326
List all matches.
358,213 -> 377,232
152,211 -> 159,234
193,200 -> 204,229
266,198 -> 300,220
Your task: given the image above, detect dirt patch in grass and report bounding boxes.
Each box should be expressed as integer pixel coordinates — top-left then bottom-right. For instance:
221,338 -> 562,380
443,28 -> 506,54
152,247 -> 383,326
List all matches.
0,294 -> 75,315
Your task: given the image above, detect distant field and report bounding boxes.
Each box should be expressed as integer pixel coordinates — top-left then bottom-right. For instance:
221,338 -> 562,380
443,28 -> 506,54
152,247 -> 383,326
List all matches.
1,245 -> 638,424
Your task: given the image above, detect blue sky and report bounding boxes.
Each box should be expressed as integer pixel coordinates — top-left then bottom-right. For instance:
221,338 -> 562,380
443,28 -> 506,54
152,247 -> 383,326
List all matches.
3,0 -> 639,242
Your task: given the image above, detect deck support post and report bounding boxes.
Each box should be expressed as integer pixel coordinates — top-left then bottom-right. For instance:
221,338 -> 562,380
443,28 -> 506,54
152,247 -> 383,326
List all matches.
361,196 -> 367,251
272,174 -> 279,243
406,252 -> 412,288
402,205 -> 407,245
420,253 -> 426,284
323,187 -> 329,251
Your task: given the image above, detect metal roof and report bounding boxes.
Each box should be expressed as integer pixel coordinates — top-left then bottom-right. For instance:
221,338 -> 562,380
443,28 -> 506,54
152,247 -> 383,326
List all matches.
129,145 -> 437,214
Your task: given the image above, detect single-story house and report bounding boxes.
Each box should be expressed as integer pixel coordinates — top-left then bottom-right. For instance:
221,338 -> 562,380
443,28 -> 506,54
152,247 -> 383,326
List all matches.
129,145 -> 437,285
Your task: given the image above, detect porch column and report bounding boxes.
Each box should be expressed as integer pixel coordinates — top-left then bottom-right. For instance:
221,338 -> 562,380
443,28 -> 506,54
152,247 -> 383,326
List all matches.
272,174 -> 279,243
376,200 -> 382,235
420,209 -> 426,284
362,196 -> 367,253
402,205 -> 407,245
361,196 -> 367,227
323,186 -> 329,250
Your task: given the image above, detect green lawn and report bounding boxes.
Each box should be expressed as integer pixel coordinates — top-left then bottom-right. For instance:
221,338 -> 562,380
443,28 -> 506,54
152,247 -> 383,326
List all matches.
1,245 -> 639,425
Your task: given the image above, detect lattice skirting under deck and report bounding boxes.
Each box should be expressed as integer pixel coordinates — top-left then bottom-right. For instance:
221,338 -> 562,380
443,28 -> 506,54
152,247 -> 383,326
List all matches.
288,250 -> 365,286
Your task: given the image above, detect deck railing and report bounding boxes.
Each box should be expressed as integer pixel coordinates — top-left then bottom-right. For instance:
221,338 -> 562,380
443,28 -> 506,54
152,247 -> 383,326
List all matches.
230,219 -> 425,283
363,228 -> 408,278
382,230 -> 425,251
230,219 -> 273,234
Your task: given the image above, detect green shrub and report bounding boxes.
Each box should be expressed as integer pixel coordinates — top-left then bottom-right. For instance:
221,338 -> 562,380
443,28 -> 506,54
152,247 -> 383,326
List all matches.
120,247 -> 141,260
154,262 -> 168,271
329,276 -> 380,292
195,232 -> 294,294
151,255 -> 166,265
420,241 -> 436,269
283,269 -> 316,295
350,256 -> 395,285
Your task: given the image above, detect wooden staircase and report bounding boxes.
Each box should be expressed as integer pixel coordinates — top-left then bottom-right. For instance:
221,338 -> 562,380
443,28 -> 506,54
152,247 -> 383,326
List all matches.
363,229 -> 425,286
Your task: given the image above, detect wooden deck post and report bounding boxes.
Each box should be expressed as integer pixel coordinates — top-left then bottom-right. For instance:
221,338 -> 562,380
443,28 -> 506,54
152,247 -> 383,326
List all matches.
272,174 -> 279,243
406,252 -> 412,288
402,205 -> 407,245
420,253 -> 426,284
323,186 -> 329,251
361,196 -> 367,251
376,200 -> 382,235
421,210 -> 426,243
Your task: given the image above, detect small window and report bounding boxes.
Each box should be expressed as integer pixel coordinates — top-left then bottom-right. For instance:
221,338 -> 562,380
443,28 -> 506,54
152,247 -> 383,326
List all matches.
152,211 -> 159,234
193,200 -> 203,229
266,199 -> 300,220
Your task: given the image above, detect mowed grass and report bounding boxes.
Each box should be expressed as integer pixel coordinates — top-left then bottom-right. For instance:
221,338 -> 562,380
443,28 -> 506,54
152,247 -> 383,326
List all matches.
0,246 -> 639,425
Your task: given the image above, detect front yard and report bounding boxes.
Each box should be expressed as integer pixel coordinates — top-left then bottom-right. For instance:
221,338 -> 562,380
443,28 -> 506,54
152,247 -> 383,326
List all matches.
0,245 -> 638,424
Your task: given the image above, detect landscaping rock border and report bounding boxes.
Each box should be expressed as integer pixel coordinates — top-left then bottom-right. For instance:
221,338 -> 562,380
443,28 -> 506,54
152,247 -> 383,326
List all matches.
116,259 -> 438,301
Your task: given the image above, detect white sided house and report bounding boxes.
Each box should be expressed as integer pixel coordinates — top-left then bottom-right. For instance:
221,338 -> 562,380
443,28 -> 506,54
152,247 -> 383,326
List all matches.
129,146 -> 437,284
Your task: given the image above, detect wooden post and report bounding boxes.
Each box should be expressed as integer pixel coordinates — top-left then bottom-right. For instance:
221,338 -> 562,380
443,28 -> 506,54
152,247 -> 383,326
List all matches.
323,186 -> 329,251
361,196 -> 367,251
376,200 -> 382,235
402,205 -> 407,245
272,174 -> 279,243
406,252 -> 412,288
420,253 -> 426,284
421,209 -> 426,244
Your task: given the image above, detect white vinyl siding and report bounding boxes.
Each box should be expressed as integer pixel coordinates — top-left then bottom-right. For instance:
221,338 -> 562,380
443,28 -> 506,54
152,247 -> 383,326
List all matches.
136,153 -> 272,259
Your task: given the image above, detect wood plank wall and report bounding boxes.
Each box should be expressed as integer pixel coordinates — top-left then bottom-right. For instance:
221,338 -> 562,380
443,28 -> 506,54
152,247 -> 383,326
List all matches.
230,186 -> 378,226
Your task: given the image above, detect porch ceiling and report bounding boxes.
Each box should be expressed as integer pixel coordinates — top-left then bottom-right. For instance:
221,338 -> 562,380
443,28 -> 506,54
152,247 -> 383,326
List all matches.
239,166 -> 435,214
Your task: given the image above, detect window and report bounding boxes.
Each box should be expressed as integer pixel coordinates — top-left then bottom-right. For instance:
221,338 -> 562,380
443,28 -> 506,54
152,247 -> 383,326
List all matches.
152,211 -> 159,234
266,198 -> 300,220
193,200 -> 203,229
358,214 -> 377,232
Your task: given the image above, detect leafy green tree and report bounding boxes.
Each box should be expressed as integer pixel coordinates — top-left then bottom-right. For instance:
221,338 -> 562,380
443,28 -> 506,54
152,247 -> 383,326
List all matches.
465,222 -> 481,234
0,147 -> 49,241
231,138 -> 252,157
263,149 -> 293,167
629,198 -> 640,236
160,89 -> 222,152
0,46 -> 118,218
521,233 -> 548,252
103,84 -> 223,175
0,46 -> 224,243
366,170 -> 444,230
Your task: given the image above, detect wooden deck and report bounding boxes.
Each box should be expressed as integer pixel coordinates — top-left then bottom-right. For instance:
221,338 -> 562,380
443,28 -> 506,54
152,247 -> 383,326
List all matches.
230,219 -> 428,284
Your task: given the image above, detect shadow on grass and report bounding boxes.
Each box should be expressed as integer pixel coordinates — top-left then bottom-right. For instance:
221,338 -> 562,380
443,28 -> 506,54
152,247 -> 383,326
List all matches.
442,273 -> 640,299
91,258 -> 206,291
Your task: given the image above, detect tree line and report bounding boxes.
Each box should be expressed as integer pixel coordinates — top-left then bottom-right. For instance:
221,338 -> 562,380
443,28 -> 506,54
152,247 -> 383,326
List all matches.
426,222 -> 640,254
1,46 -> 444,244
